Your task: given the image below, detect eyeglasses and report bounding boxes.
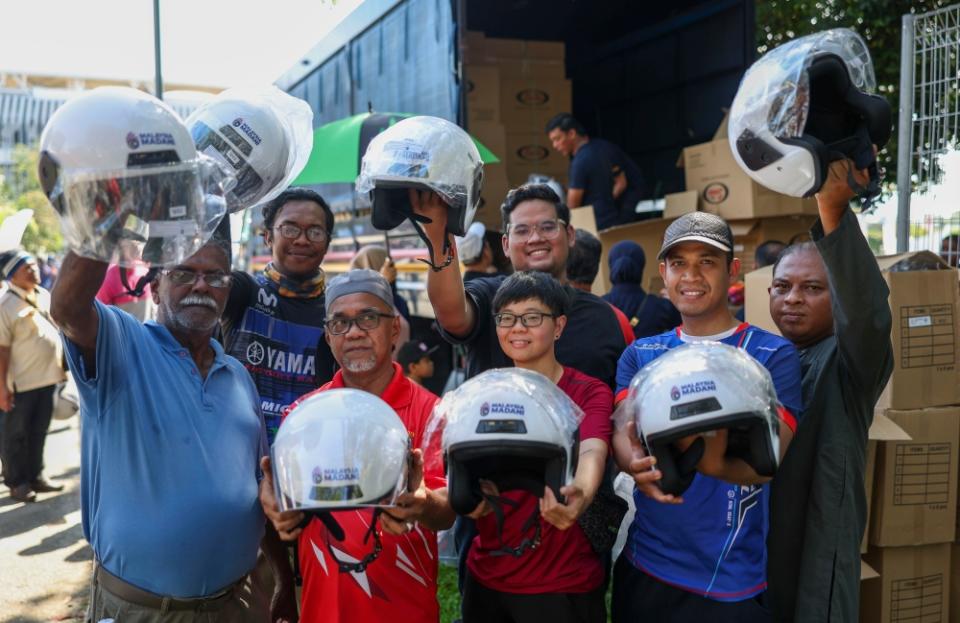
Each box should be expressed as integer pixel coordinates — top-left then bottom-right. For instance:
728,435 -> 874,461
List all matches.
325,311 -> 396,335
493,311 -> 557,328
164,269 -> 231,288
507,219 -> 567,242
275,223 -> 328,243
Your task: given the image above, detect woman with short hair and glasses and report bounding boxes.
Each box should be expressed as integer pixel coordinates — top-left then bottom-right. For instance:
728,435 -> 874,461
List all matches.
457,270 -> 613,623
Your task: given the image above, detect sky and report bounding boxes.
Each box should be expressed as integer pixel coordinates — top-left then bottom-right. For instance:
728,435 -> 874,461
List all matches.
0,0 -> 365,88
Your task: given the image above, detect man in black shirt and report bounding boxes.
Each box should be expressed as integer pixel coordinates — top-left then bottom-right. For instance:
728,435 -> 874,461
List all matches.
411,183 -> 627,388
765,159 -> 893,622
546,113 -> 646,230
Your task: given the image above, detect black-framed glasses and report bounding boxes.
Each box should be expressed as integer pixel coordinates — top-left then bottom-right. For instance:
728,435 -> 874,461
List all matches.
163,269 -> 231,289
493,311 -> 557,328
325,311 -> 395,335
275,223 -> 328,243
507,219 -> 567,241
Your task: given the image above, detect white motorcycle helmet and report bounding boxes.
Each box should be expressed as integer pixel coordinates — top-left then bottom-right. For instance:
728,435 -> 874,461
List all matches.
625,342 -> 781,496
356,116 -> 483,270
425,368 -> 582,519
37,86 -> 226,267
729,29 -> 891,201
186,86 -> 314,212
272,388 -> 411,513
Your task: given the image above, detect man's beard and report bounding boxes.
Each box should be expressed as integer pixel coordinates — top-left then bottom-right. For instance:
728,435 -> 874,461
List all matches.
342,354 -> 377,373
159,294 -> 219,332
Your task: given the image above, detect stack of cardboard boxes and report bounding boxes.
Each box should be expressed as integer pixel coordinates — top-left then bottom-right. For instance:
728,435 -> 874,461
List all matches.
590,114 -> 818,294
463,31 -> 571,230
859,252 -> 960,623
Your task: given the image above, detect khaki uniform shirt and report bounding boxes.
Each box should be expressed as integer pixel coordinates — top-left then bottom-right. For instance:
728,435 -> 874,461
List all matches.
0,283 -> 65,392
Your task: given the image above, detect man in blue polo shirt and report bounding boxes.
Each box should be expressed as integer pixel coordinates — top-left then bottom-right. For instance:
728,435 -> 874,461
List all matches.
51,236 -> 270,621
610,212 -> 802,622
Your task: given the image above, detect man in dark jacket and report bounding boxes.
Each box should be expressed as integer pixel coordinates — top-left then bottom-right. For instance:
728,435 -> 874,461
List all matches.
765,158 -> 894,622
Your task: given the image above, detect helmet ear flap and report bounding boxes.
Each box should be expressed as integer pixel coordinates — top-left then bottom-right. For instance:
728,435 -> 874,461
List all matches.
371,188 -> 412,230
447,453 -> 485,516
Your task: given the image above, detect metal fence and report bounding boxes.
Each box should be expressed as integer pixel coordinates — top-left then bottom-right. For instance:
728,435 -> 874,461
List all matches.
897,4 -> 960,252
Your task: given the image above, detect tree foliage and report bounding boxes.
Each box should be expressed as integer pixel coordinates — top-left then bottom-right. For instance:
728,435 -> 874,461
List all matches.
0,145 -> 63,255
756,0 -> 949,190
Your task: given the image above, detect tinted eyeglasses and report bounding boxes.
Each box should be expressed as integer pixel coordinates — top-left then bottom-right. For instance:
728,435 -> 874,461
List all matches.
163,269 -> 231,288
493,311 -> 557,328
275,223 -> 328,243
507,219 -> 567,242
325,311 -> 395,335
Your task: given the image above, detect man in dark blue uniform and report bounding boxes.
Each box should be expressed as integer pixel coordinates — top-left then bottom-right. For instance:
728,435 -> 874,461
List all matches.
546,113 -> 646,230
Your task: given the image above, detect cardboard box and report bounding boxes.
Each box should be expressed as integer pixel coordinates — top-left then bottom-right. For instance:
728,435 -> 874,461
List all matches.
744,265 -> 778,334
465,65 -> 501,124
499,77 -> 572,132
464,31 -> 565,63
680,114 -> 818,220
952,544 -> 960,623
876,252 -> 960,410
597,218 -> 674,293
730,215 -> 818,273
663,190 -> 698,219
862,543 -> 951,623
862,559 -> 880,581
870,407 -> 960,547
503,130 -> 569,187
864,414 -> 915,554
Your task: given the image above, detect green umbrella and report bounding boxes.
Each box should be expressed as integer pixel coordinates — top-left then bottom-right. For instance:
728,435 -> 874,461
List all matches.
292,112 -> 499,186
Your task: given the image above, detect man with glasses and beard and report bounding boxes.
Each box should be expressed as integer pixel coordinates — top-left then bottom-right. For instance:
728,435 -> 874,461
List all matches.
51,235 -> 271,621
259,269 -> 454,623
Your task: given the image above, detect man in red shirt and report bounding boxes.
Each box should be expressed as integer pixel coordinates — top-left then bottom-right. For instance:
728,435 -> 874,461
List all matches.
260,269 -> 455,623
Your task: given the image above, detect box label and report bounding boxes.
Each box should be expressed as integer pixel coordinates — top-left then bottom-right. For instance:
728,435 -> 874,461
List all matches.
890,574 -> 944,622
893,443 -> 951,507
900,305 -> 956,369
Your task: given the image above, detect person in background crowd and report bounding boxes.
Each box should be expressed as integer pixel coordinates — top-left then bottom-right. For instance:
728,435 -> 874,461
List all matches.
602,240 -> 680,340
610,211 -> 803,623
95,240 -> 156,321
398,340 -> 437,386
940,233 -> 960,267
52,236 -> 275,621
0,249 -> 65,503
456,222 -> 507,282
221,188 -> 338,444
567,229 -> 634,345
766,159 -> 893,622
545,113 -> 646,230
260,269 -> 453,623
39,255 -> 58,290
460,271 -> 612,623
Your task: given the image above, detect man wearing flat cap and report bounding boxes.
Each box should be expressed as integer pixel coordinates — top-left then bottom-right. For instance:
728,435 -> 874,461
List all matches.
0,249 -> 66,503
260,269 -> 454,623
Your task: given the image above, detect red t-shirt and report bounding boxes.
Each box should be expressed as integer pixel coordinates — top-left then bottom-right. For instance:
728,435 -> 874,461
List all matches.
291,363 -> 444,623
467,366 -> 613,594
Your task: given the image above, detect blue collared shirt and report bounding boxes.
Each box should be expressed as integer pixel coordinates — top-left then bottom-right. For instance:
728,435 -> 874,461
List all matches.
64,301 -> 267,598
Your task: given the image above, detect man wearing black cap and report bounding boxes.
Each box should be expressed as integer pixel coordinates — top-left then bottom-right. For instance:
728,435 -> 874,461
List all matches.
397,340 -> 437,387
609,211 -> 803,622
0,249 -> 66,503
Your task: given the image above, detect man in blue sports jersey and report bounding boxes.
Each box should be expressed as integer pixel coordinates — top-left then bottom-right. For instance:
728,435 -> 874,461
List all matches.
610,211 -> 802,622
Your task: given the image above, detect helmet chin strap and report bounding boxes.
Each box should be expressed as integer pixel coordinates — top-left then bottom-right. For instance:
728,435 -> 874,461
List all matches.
406,213 -> 454,272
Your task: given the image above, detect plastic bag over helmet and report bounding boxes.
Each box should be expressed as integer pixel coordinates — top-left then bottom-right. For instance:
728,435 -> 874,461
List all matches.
356,116 -> 483,270
37,87 -> 231,268
186,86 -> 314,213
728,28 -> 891,199
271,389 -> 411,513
423,368 -> 583,515
620,342 -> 781,496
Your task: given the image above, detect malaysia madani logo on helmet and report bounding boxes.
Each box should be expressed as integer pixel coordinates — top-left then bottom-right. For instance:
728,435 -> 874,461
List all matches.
311,466 -> 324,484
670,386 -> 681,401
480,402 -> 490,416
126,132 -> 140,150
